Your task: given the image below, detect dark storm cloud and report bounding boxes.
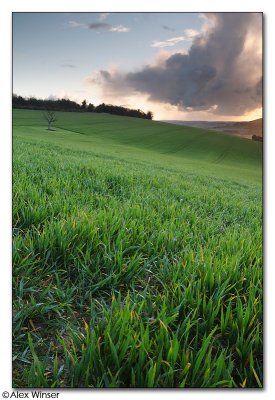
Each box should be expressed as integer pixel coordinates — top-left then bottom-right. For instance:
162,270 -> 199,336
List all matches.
97,13 -> 262,115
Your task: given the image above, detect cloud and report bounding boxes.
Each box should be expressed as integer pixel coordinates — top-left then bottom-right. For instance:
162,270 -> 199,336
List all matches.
67,20 -> 86,29
88,22 -> 130,33
151,29 -> 199,48
66,21 -> 88,29
151,29 -> 200,48
67,18 -> 130,33
86,68 -> 130,98
99,13 -> 110,21
89,22 -> 111,31
184,29 -> 200,40
151,36 -> 186,48
94,13 -> 262,116
61,63 -> 77,68
109,25 -> 130,33
162,25 -> 175,31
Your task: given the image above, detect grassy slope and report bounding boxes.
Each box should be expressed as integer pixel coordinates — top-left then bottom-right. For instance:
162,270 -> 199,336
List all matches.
13,109 -> 262,182
13,109 -> 262,388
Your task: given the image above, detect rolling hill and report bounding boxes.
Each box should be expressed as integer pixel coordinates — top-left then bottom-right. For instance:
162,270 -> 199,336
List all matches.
161,118 -> 263,140
13,109 -> 262,182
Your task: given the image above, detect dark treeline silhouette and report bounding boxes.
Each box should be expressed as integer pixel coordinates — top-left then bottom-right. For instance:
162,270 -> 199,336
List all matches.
94,103 -> 153,120
252,134 -> 263,142
12,94 -> 153,120
13,94 -> 82,112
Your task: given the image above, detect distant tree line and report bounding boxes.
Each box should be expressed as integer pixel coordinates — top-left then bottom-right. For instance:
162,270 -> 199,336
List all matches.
252,134 -> 263,142
12,94 -> 153,120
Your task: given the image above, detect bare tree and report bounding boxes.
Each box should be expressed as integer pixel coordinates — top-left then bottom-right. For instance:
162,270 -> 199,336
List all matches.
43,110 -> 57,130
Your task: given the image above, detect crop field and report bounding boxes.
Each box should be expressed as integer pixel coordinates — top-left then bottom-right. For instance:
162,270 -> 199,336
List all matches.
13,109 -> 263,388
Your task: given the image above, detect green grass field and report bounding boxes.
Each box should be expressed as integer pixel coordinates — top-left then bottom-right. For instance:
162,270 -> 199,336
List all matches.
13,109 -> 262,388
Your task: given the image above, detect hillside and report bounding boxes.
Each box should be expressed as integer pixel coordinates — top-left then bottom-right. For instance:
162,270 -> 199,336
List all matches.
244,118 -> 263,136
13,109 -> 262,182
161,118 -> 263,140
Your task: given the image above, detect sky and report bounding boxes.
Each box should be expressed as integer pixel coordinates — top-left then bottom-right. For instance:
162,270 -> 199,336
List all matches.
13,12 -> 262,121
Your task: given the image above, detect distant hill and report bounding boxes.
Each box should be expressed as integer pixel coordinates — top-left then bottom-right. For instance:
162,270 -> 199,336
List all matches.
243,118 -> 263,136
160,118 -> 263,140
